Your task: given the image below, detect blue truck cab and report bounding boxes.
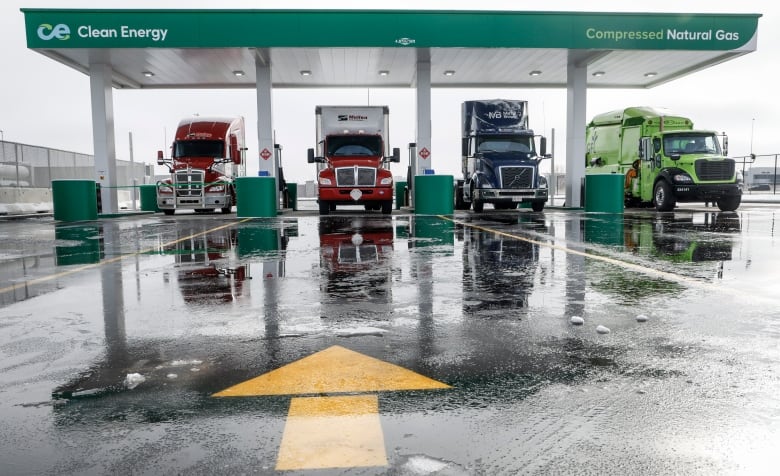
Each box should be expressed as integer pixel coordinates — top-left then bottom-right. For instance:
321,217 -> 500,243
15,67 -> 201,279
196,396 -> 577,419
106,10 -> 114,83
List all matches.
455,99 -> 550,212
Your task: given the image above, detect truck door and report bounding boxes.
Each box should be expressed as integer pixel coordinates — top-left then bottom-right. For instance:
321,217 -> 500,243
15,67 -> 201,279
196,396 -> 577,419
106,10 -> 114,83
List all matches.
639,137 -> 656,201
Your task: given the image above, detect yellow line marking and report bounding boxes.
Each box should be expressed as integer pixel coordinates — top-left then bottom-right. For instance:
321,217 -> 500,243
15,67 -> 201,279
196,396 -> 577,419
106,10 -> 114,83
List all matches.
212,345 -> 450,397
275,395 -> 387,470
0,218 -> 254,296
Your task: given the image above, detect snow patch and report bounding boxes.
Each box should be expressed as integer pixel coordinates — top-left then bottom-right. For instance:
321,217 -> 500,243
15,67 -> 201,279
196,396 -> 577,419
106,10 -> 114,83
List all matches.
124,373 -> 146,389
334,326 -> 386,337
169,359 -> 203,367
402,455 -> 449,474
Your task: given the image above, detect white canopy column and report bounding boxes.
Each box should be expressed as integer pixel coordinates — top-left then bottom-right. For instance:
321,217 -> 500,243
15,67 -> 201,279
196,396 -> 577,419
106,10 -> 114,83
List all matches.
255,50 -> 276,188
414,49 -> 432,177
565,51 -> 588,208
89,63 -> 118,214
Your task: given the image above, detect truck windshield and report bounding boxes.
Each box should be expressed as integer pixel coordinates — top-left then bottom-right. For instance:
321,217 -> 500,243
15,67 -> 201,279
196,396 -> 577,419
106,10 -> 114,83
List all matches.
173,140 -> 225,158
663,134 -> 721,155
327,136 -> 382,157
477,136 -> 532,154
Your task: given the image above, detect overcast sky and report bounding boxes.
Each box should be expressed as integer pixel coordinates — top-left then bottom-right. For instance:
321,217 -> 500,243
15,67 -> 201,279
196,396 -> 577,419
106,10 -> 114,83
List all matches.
1,0 -> 776,183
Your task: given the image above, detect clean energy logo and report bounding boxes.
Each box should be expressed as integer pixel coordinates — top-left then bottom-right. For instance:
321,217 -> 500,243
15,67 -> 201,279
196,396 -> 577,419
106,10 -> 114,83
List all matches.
37,23 -> 70,41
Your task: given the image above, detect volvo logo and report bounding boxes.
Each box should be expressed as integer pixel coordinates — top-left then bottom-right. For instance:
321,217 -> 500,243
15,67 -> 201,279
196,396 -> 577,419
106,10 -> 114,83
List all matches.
37,23 -> 71,41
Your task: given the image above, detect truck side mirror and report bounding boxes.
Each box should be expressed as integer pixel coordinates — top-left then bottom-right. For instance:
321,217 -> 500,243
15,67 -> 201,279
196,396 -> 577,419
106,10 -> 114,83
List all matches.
307,148 -> 315,164
539,137 -> 547,157
653,138 -> 661,153
462,138 -> 469,156
722,134 -> 728,156
391,147 -> 400,162
156,150 -> 164,165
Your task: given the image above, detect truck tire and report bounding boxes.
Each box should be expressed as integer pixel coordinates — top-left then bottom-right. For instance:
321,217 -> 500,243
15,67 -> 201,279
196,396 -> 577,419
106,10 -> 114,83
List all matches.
454,182 -> 468,210
163,209 -> 175,216
221,206 -> 232,214
653,180 -> 676,211
717,195 -> 741,212
319,201 -> 331,215
470,184 -> 483,212
381,200 -> 392,215
531,201 -> 545,212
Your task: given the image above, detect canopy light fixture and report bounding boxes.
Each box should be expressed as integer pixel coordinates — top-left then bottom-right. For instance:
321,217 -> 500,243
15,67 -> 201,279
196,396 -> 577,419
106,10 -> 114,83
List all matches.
644,72 -> 658,78
233,70 -> 245,77
529,70 -> 542,76
378,70 -> 390,76
592,71 -> 606,77
300,70 -> 312,76
142,71 -> 154,77
443,70 -> 456,76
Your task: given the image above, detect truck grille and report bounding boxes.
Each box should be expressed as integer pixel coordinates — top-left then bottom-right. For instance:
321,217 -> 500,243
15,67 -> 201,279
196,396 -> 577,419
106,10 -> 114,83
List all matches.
175,170 -> 205,197
695,159 -> 735,181
335,167 -> 376,187
500,166 -> 534,189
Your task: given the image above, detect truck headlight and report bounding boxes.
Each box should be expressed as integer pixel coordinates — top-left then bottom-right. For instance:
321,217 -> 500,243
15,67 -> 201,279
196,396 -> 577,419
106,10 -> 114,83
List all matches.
319,177 -> 332,186
157,184 -> 173,194
539,176 -> 548,188
379,177 -> 392,185
672,174 -> 693,183
206,184 -> 225,193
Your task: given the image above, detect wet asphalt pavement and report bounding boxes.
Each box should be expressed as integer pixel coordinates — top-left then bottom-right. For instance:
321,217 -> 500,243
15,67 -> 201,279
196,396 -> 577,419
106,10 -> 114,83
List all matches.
1,201 -> 779,475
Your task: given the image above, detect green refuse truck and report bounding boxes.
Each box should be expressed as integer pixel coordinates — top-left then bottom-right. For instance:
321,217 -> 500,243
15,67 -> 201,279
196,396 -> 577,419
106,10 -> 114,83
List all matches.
585,107 -> 742,211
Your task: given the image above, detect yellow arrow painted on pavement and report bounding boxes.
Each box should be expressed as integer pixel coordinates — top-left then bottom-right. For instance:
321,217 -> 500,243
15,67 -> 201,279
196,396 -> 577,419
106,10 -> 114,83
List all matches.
212,345 -> 451,397
213,345 -> 451,470
276,395 -> 386,470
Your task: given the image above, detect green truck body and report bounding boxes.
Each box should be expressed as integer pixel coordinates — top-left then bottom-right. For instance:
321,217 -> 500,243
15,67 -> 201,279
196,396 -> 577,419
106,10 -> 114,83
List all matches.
585,106 -> 742,211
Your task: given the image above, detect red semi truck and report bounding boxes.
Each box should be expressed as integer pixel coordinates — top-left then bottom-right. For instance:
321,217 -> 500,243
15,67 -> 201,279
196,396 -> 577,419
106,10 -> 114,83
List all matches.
307,106 -> 400,215
156,116 -> 246,215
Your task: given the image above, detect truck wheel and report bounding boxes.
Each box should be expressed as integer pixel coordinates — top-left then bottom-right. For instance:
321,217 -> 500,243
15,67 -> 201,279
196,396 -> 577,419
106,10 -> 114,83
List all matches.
319,201 -> 331,215
470,184 -> 483,212
381,200 -> 392,215
653,181 -> 676,211
454,182 -> 468,210
163,209 -> 175,216
716,195 -> 741,212
221,206 -> 232,214
531,201 -> 545,212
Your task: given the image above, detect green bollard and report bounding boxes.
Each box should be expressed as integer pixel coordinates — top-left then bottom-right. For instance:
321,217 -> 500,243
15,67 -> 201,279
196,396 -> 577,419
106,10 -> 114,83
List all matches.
236,176 -> 277,218
139,184 -> 160,212
414,174 -> 454,215
585,174 -> 624,213
52,179 -> 98,222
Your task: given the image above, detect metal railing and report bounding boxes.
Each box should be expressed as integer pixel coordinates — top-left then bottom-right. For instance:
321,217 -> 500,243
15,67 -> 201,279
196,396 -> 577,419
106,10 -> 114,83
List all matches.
0,140 -> 146,189
733,153 -> 779,194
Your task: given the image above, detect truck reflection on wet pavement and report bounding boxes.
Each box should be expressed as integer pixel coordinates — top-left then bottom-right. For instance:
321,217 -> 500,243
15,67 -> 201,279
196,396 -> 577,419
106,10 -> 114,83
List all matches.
1,206 -> 779,474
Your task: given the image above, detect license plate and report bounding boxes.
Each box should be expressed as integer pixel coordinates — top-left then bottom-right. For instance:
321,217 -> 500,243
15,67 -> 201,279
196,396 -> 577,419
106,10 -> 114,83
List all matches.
511,197 -> 523,202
